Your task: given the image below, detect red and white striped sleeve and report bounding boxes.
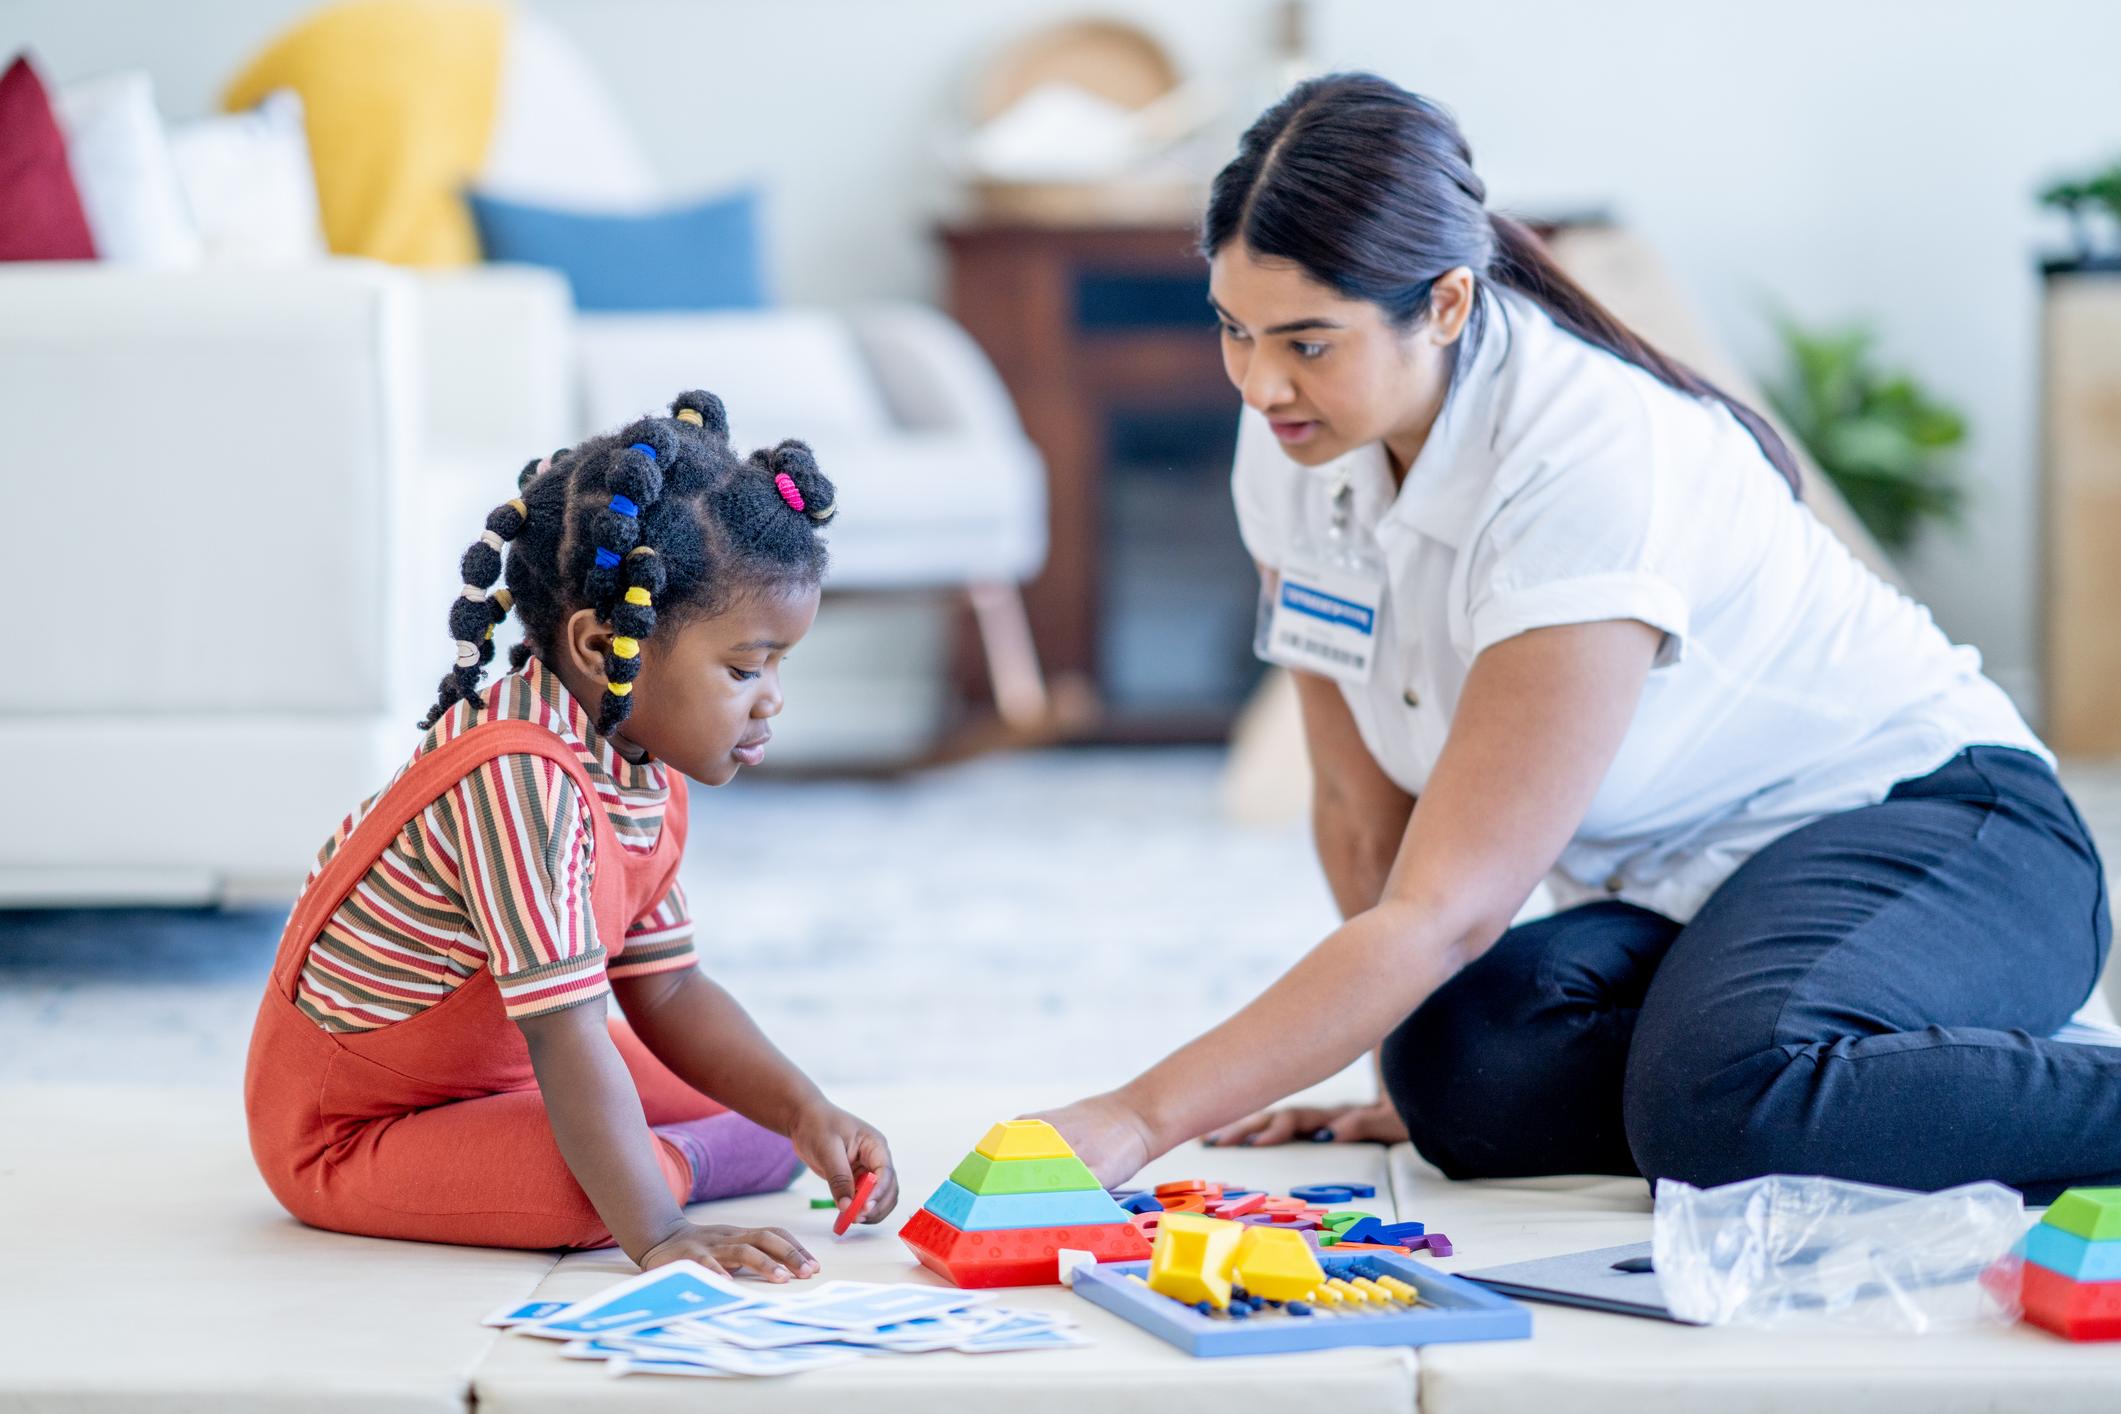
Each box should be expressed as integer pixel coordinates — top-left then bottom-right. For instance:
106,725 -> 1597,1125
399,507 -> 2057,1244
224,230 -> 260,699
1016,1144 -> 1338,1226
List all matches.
443,753 -> 609,1020
610,878 -> 697,980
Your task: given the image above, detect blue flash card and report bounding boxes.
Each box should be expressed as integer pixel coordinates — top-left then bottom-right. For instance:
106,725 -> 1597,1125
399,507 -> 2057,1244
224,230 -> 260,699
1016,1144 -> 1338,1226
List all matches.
525,1261 -> 758,1338
767,1281 -> 984,1332
957,1314 -> 1087,1352
481,1299 -> 568,1327
610,1355 -> 738,1378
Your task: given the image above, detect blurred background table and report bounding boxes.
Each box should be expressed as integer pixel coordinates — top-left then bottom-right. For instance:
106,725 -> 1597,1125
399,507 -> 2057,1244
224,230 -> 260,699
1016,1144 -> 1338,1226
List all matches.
940,218 -> 1254,743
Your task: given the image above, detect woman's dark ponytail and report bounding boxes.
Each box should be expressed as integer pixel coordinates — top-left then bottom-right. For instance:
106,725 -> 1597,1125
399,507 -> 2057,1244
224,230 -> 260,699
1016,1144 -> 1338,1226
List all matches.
1205,73 -> 1801,495
1485,212 -> 1800,492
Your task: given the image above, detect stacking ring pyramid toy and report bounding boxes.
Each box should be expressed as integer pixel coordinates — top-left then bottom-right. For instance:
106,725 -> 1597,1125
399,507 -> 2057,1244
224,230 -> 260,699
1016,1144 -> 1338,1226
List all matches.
900,1120 -> 1152,1287
2021,1186 -> 2121,1340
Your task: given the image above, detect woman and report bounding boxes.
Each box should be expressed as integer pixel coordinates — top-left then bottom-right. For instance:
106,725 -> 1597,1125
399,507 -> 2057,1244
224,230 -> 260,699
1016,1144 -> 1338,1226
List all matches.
1039,74 -> 2113,1202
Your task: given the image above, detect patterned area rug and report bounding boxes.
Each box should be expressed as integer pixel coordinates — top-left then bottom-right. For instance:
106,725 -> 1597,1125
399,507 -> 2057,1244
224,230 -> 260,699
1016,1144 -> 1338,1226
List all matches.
6,750 -> 2118,1094
0,749 -> 1333,1094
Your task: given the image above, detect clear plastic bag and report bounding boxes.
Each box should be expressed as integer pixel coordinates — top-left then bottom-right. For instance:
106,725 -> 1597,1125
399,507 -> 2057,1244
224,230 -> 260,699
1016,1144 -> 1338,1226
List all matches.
1651,1174 -> 2027,1332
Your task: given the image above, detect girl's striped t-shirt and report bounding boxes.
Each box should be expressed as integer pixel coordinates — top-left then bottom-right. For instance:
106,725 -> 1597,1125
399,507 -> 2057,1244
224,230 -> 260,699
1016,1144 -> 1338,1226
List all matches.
293,658 -> 695,1031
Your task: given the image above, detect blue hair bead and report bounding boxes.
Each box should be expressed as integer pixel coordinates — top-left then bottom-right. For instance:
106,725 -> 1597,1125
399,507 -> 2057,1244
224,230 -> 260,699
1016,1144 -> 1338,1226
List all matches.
610,494 -> 639,517
628,442 -> 657,460
594,547 -> 621,569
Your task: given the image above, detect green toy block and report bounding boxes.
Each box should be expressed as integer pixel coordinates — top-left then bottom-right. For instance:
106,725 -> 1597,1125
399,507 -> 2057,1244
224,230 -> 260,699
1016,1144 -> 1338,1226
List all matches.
2043,1188 -> 2121,1242
948,1151 -> 1102,1196
1321,1211 -> 1374,1231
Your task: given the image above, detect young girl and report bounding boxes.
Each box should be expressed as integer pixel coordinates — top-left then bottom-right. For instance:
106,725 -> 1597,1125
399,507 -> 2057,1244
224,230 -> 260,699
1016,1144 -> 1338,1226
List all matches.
246,390 -> 897,1276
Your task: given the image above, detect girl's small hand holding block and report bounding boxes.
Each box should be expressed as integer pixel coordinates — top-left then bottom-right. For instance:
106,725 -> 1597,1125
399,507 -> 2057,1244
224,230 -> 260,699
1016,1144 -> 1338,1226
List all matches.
795,1107 -> 896,1232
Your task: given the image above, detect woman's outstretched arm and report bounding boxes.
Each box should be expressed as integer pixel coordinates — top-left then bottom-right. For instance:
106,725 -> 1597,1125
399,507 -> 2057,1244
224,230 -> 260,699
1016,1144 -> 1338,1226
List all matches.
1037,618 -> 1662,1184
1203,667 -> 1414,1146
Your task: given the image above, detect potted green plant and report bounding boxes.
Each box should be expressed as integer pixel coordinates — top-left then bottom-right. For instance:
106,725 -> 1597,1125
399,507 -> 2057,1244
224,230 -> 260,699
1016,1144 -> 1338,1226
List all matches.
2038,160 -> 2121,272
1765,319 -> 1968,552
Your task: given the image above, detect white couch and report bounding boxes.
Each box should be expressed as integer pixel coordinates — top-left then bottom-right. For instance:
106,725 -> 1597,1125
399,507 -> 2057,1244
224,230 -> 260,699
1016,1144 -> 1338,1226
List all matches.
0,260 -> 567,904
0,259 -> 1046,905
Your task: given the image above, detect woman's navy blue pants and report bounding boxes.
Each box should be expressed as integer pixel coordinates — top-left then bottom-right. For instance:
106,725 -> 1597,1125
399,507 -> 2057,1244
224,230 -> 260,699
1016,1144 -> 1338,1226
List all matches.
1381,747 -> 2115,1203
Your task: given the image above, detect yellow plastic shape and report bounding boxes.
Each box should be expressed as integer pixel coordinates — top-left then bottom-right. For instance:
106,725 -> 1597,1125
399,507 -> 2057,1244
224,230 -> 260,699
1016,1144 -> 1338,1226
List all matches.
1147,1212 -> 1244,1309
1230,1224 -> 1327,1302
973,1119 -> 1074,1162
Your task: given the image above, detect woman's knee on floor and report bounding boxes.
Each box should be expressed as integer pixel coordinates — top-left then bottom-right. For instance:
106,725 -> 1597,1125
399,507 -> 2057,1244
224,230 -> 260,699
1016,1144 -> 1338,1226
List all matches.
1379,937 -> 1590,1180
1381,1000 -> 1521,1179
1621,1040 -> 1813,1187
1375,996 -> 1462,1172
1384,903 -> 1678,1179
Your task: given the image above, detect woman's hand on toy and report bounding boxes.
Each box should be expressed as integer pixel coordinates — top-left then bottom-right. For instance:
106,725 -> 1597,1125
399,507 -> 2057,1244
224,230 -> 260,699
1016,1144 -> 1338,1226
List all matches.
1030,1093 -> 1155,1188
791,1102 -> 899,1224
1202,1099 -> 1408,1148
639,1220 -> 819,1280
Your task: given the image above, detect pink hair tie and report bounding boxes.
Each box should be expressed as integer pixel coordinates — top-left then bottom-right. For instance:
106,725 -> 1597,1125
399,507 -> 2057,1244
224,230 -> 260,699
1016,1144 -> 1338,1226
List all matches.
774,471 -> 806,512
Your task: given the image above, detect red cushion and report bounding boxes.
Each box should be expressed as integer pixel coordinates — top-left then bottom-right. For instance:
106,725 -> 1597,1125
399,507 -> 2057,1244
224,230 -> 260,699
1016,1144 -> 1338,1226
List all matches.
0,54 -> 96,261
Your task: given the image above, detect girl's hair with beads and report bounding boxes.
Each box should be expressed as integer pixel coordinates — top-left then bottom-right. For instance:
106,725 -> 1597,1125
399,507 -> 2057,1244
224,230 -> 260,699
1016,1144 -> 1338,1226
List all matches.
422,389 -> 839,734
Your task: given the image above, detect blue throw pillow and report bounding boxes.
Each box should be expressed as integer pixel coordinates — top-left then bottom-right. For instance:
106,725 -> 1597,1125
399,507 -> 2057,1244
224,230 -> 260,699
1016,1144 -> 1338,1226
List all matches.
466,186 -> 767,311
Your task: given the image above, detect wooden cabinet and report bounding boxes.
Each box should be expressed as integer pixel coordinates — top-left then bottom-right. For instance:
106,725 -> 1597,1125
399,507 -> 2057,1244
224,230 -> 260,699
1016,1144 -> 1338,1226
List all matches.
2041,270 -> 2121,755
939,220 -> 1247,740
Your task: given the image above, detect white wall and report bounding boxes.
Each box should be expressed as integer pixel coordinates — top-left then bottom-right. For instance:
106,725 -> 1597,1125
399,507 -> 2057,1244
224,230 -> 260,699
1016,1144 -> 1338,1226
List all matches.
7,0 -> 2115,701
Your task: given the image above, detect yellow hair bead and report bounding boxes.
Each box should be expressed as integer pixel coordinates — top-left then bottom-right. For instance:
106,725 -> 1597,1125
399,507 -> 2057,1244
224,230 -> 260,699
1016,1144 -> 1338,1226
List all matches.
674,407 -> 704,426
506,498 -> 526,518
611,636 -> 639,659
624,586 -> 652,607
607,681 -> 633,697
492,588 -> 513,613
484,625 -> 493,640
627,545 -> 656,558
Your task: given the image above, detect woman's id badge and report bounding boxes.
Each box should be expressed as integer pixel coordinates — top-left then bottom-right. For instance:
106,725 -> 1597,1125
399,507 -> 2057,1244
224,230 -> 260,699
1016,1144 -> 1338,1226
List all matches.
1256,564 -> 1383,684
1254,476 -> 1386,686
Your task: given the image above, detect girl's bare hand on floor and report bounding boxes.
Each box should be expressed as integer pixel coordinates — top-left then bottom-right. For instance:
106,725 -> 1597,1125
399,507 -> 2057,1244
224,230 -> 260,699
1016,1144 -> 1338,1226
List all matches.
638,1221 -> 819,1280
